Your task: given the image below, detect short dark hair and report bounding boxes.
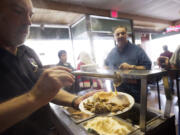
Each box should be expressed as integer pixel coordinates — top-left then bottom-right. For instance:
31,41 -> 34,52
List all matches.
163,45 -> 168,50
112,25 -> 127,34
58,50 -> 66,58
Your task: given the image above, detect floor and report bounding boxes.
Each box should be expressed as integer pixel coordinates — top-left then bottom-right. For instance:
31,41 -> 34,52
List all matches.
147,81 -> 179,134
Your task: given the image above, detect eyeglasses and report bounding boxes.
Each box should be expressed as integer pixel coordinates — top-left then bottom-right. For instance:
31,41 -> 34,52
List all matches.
115,32 -> 126,36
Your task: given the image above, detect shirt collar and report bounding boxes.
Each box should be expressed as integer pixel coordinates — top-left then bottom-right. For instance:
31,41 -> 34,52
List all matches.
0,47 -> 16,58
116,41 -> 130,52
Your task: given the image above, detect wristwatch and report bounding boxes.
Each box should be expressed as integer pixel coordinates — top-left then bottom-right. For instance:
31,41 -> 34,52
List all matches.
71,96 -> 79,109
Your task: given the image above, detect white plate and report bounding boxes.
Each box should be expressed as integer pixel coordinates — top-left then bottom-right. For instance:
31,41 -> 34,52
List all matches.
79,92 -> 134,116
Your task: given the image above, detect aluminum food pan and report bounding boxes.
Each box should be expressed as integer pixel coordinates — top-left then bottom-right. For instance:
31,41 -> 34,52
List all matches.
79,116 -> 139,135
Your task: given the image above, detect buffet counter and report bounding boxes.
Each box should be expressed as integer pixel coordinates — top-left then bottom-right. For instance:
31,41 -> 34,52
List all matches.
50,103 -> 176,135
49,69 -> 176,135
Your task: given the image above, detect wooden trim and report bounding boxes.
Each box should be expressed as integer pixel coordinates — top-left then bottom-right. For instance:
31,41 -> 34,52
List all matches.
118,13 -> 172,25
32,0 -> 109,16
172,20 -> 180,25
32,0 -> 172,25
134,28 -> 164,33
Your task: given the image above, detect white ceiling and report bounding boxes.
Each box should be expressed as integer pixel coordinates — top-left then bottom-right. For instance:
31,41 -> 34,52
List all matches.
32,0 -> 180,32
51,0 -> 180,21
32,8 -> 84,26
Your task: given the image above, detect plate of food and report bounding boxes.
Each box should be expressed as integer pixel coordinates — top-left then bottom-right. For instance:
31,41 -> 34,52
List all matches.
79,91 -> 134,116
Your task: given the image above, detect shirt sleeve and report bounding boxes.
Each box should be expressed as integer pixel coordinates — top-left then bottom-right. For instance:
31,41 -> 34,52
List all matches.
68,63 -> 74,71
24,45 -> 43,68
137,47 -> 152,70
104,54 -> 110,66
104,49 -> 114,67
170,45 -> 180,67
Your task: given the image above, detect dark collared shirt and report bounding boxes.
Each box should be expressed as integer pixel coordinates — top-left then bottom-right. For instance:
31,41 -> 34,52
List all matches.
57,61 -> 74,70
105,42 -> 152,103
0,45 -> 54,135
105,41 -> 151,70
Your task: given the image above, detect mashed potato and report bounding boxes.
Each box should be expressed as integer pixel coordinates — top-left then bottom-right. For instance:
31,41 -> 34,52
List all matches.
84,116 -> 132,135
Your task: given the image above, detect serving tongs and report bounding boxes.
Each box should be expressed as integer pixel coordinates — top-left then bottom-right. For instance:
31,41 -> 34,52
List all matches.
72,70 -> 123,87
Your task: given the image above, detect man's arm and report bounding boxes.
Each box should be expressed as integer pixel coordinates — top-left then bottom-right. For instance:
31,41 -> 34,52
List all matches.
0,92 -> 43,133
0,66 -> 74,133
132,65 -> 146,70
52,89 -> 77,107
119,63 -> 146,70
52,89 -> 98,109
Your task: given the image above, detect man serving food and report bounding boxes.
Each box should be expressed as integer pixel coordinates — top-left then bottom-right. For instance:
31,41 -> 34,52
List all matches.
0,0 -> 94,134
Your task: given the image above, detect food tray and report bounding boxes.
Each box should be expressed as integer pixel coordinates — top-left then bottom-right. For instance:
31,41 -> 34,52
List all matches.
79,116 -> 139,135
62,107 -> 96,124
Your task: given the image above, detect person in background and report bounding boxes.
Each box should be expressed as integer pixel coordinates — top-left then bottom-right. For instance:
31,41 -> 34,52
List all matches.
77,52 -> 104,92
57,50 -> 74,70
77,52 -> 95,70
105,25 -> 151,103
158,45 -> 180,135
160,45 -> 173,59
159,45 -> 174,93
158,45 -> 180,71
0,0 -> 94,135
57,50 -> 76,93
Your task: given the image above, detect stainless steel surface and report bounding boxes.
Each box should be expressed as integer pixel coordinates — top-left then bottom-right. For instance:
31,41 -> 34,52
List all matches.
72,70 -> 122,86
50,103 -> 88,135
72,69 -> 167,79
140,78 -> 147,131
162,76 -> 173,118
50,102 -> 175,135
72,70 -> 115,79
72,69 -> 172,132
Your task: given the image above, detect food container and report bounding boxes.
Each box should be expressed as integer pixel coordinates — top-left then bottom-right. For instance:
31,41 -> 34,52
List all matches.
79,116 -> 139,135
62,107 -> 96,124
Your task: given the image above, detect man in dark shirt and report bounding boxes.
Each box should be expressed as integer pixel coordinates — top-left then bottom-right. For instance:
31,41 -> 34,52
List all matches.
0,0 -> 92,134
57,50 -> 74,70
105,26 -> 151,102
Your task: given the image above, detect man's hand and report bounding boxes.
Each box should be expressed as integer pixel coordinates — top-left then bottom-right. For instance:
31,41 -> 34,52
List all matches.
30,66 -> 74,105
119,62 -> 135,69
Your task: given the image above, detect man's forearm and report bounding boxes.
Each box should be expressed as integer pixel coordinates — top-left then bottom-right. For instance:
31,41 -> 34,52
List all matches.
52,89 -> 77,107
131,65 -> 146,70
134,65 -> 146,70
0,92 -> 43,133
